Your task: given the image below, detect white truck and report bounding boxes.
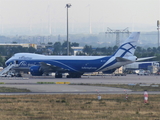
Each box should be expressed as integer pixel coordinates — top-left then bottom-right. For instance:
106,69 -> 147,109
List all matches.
137,69 -> 150,75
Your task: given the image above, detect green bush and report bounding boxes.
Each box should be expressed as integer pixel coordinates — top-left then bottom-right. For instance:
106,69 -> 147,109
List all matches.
37,82 -> 55,84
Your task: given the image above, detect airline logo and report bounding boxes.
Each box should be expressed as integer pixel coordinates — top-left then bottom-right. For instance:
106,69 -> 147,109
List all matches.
18,61 -> 37,67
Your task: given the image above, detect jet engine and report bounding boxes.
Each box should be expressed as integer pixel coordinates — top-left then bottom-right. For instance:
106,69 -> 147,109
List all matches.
30,66 -> 43,76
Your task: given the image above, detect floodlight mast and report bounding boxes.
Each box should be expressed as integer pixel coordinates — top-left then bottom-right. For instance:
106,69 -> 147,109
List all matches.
157,20 -> 159,47
66,4 -> 71,55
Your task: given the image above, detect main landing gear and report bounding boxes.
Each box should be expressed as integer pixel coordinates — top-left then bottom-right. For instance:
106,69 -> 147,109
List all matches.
55,73 -> 83,78
55,73 -> 62,78
66,73 -> 82,78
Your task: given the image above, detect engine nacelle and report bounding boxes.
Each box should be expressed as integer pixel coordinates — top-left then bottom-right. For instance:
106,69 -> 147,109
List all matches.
30,66 -> 43,76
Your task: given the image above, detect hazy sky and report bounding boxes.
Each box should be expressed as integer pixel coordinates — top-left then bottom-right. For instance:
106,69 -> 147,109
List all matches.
0,0 -> 159,35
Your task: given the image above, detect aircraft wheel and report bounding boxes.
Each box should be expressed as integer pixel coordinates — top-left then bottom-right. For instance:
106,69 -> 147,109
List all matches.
16,74 -> 22,77
67,73 -> 81,78
66,75 -> 70,78
55,74 -> 62,78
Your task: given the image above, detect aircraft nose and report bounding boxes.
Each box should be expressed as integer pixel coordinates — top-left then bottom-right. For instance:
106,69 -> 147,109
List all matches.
5,58 -> 11,66
5,60 -> 8,66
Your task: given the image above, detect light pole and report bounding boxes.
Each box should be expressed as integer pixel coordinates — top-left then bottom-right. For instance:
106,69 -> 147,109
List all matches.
66,3 -> 71,55
157,20 -> 159,47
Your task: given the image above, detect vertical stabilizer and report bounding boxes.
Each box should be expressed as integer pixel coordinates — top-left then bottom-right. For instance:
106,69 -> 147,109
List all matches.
113,32 -> 140,57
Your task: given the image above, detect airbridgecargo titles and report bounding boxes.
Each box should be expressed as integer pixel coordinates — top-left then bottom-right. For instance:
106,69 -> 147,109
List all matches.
81,67 -> 97,70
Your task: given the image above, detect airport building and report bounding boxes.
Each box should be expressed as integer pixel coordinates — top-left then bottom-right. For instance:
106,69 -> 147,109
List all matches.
0,43 -> 37,49
124,61 -> 160,74
71,47 -> 83,55
124,62 -> 159,70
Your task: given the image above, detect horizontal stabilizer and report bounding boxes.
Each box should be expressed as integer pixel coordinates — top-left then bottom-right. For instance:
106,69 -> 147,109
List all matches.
136,56 -> 156,61
116,57 -> 131,62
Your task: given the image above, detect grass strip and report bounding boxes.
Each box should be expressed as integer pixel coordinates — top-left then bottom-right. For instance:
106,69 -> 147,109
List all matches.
0,94 -> 159,120
0,87 -> 30,92
37,82 -> 55,84
70,83 -> 160,91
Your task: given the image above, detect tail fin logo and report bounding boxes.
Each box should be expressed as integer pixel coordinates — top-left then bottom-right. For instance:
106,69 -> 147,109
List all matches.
113,41 -> 136,57
113,32 -> 140,57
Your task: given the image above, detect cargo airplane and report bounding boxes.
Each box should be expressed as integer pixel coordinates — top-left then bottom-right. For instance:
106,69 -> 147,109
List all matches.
5,32 -> 140,78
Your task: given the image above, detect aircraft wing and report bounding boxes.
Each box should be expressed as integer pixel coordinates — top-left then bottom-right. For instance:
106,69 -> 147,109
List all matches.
136,56 -> 156,61
39,62 -> 67,73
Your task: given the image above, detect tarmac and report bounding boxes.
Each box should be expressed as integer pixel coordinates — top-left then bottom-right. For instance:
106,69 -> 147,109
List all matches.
0,74 -> 160,95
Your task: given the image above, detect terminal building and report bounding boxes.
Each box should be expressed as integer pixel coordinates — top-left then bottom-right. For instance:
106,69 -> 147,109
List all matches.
124,61 -> 159,70
124,61 -> 159,74
71,47 -> 83,55
0,43 -> 37,49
